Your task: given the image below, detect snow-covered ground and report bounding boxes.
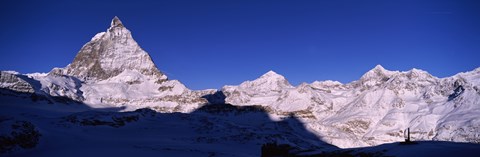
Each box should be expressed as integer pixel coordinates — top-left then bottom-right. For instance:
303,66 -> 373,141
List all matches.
0,96 -> 335,157
1,96 -> 479,157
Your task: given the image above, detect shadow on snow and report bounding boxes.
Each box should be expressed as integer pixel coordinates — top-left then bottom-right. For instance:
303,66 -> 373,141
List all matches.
2,89 -> 480,157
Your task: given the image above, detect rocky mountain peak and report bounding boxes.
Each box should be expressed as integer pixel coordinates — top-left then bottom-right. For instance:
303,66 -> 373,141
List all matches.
106,16 -> 132,40
357,65 -> 398,88
367,64 -> 389,75
360,65 -> 396,81
49,17 -> 167,83
110,16 -> 124,28
373,64 -> 386,71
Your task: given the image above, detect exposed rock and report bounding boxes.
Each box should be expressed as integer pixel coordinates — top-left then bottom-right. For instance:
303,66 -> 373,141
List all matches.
50,17 -> 167,83
0,71 -> 35,93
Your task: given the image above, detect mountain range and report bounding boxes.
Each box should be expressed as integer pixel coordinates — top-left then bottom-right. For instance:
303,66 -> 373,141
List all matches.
1,17 -> 479,156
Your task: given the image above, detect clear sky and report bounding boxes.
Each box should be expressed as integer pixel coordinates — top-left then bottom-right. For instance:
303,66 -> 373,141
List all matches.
1,0 -> 479,90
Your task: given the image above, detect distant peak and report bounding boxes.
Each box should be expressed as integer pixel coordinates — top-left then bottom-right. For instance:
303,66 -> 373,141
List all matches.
360,64 -> 395,81
406,68 -> 433,79
260,70 -> 284,79
264,70 -> 278,75
111,16 -> 124,28
238,70 -> 292,89
255,70 -> 291,84
373,64 -> 386,71
366,64 -> 392,74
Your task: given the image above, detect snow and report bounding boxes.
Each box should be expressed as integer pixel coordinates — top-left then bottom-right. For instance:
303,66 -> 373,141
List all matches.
221,66 -> 480,148
90,32 -> 105,41
25,17 -> 204,113
1,17 -> 480,156
3,96 -> 477,157
51,16 -> 167,84
79,76 -> 193,111
0,96 -> 334,157
223,70 -> 296,109
2,71 -> 20,75
311,80 -> 344,89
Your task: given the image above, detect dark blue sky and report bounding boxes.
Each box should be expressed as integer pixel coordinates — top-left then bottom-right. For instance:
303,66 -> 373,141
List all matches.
1,0 -> 479,89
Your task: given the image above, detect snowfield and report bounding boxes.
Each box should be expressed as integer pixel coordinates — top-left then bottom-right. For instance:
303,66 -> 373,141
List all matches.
0,98 -> 336,157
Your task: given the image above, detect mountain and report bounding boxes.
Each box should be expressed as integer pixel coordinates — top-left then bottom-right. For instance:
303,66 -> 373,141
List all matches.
50,16 -> 166,83
221,65 -> 480,148
1,17 -> 479,155
1,17 -> 212,112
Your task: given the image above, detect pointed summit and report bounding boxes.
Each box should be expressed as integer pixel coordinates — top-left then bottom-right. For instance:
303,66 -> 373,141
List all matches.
248,70 -> 292,88
258,70 -> 291,84
360,64 -> 396,82
110,16 -> 124,28
50,16 -> 167,83
366,64 -> 392,74
373,64 -> 385,71
261,70 -> 282,78
225,70 -> 292,94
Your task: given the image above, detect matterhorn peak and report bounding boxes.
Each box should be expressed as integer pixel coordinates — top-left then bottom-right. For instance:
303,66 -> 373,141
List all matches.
50,17 -> 167,83
110,16 -> 124,28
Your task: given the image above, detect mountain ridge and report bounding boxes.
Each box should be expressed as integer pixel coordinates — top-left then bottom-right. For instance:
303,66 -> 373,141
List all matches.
1,17 -> 479,149
220,65 -> 480,148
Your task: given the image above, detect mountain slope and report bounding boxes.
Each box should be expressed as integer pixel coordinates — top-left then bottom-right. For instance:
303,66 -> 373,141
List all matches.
50,16 -> 166,83
221,66 -> 480,148
1,17 -> 212,113
1,17 -> 479,153
0,97 -> 335,157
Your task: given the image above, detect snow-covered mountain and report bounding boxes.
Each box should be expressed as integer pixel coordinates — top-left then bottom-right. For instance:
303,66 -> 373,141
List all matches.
1,17 -> 479,155
222,65 -> 480,148
50,16 -> 166,83
1,17 -> 212,113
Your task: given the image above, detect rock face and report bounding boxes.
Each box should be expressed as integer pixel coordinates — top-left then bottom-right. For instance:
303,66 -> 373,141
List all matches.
0,71 -> 35,93
50,16 -> 166,83
221,66 -> 480,148
1,17 -> 210,112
